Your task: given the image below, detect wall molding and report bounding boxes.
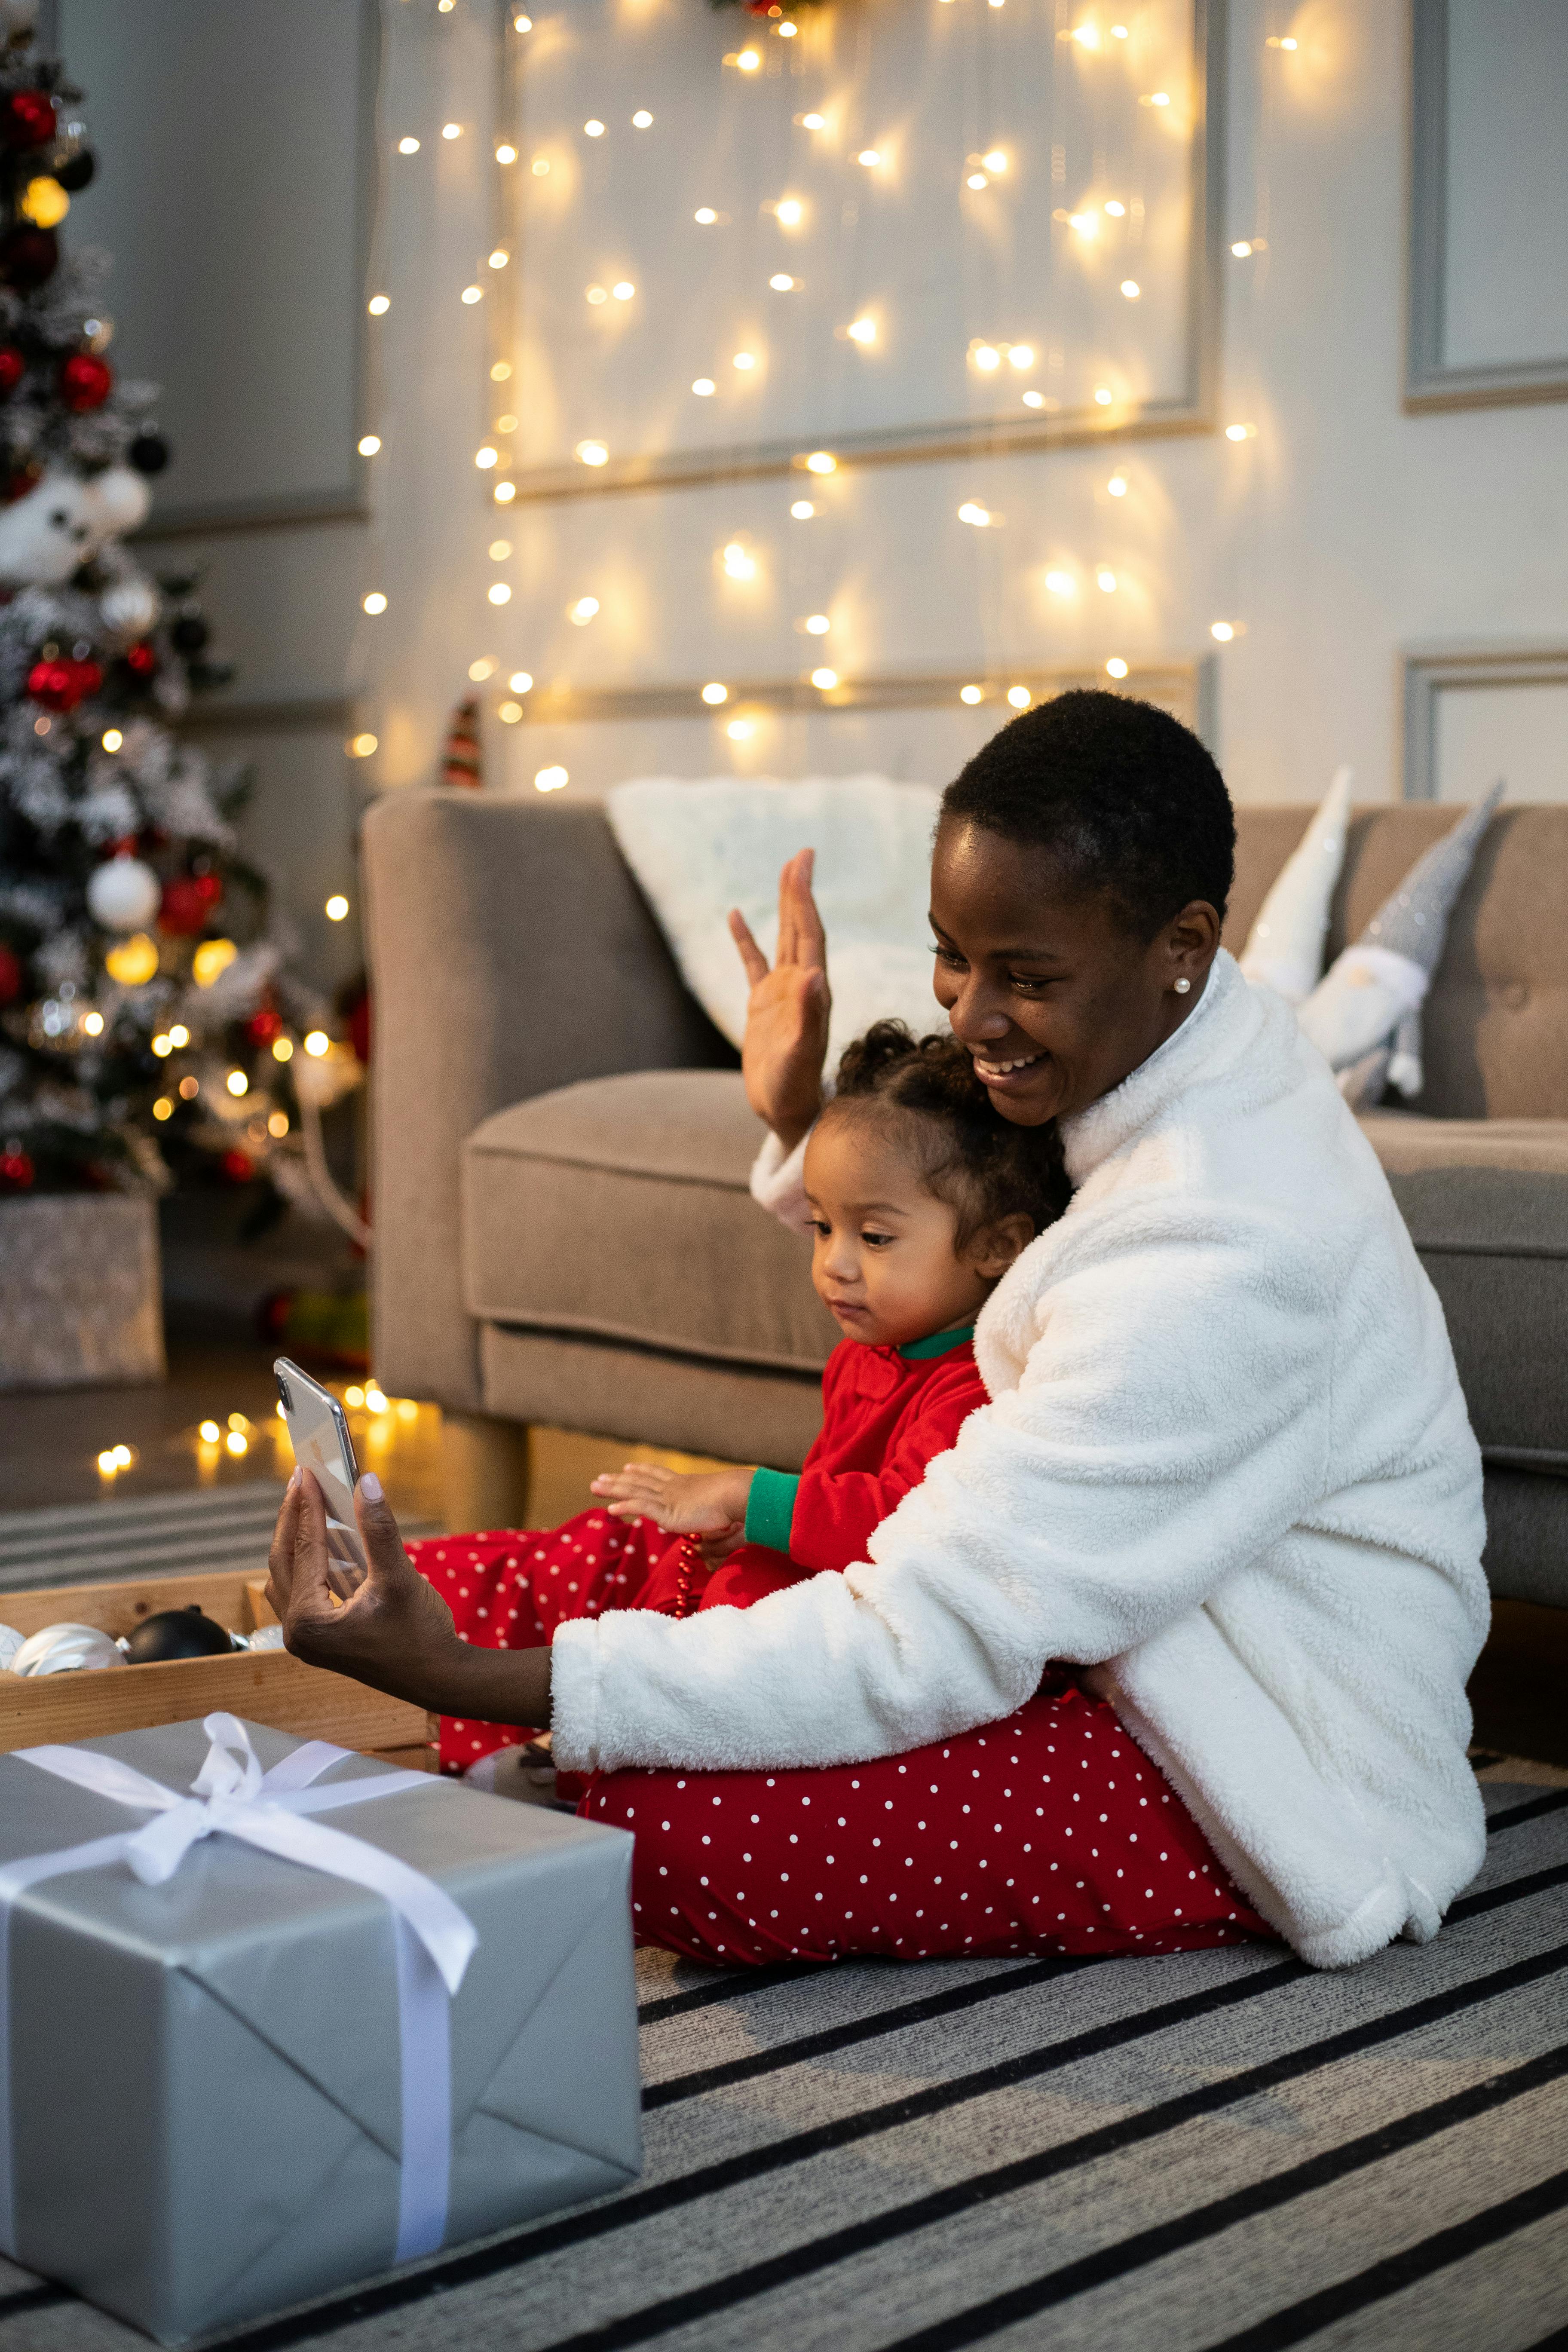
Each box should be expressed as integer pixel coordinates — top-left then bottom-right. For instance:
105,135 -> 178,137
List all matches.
1406,0 -> 1568,413
1401,644 -> 1568,798
497,0 -> 1227,504
508,659 -> 1206,733
177,695 -> 356,739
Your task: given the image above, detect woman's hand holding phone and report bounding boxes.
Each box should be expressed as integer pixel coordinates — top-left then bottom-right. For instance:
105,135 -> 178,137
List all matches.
266,1469 -> 553,1729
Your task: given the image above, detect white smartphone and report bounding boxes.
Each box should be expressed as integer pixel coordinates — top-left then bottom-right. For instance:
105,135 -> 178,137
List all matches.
273,1357 -> 368,1578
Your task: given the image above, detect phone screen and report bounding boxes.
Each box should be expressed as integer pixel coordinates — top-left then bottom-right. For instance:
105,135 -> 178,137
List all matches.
274,1358 -> 367,1575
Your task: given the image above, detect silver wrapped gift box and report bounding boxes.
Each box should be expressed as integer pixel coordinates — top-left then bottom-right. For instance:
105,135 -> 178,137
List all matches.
0,1714 -> 641,2344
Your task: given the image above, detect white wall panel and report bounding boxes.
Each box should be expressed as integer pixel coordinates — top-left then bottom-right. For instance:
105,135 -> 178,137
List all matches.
508,0 -> 1215,485
1434,678 -> 1568,805
1442,0 -> 1568,374
61,0 -> 375,529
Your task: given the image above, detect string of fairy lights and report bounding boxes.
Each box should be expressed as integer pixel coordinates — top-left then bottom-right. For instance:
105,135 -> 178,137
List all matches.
347,3 -> 1305,795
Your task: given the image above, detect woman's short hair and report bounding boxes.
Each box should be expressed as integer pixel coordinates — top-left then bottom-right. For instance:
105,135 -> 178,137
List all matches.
941,689 -> 1236,939
827,1020 -> 1070,1253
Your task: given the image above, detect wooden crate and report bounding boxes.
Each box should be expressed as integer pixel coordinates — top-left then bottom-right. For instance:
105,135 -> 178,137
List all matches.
0,1570 -> 433,1761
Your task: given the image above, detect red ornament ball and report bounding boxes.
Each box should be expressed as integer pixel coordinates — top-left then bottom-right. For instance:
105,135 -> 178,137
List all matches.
0,942 -> 23,1006
1,89 -> 56,150
58,352 -> 112,413
0,1148 -> 34,1192
221,1149 -> 254,1184
158,871 -> 224,936
122,641 -> 158,680
246,1006 -> 283,1046
0,347 -> 24,398
0,225 -> 56,290
27,655 -> 101,712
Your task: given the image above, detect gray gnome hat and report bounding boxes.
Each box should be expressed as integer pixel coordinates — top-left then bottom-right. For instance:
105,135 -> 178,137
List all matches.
1362,779 -> 1504,973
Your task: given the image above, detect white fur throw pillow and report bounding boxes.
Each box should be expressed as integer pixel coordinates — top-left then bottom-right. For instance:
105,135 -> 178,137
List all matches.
1237,766 -> 1353,1004
606,776 -> 945,1069
1295,782 -> 1502,1106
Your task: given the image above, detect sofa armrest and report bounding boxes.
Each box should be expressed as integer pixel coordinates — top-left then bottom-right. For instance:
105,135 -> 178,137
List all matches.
362,791 -> 734,1412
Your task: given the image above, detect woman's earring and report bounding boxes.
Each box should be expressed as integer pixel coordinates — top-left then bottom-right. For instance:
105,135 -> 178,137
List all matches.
1174,977 -> 1192,995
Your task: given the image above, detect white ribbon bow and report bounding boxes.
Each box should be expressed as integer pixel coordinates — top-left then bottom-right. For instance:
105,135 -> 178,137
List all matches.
0,1712 -> 477,2265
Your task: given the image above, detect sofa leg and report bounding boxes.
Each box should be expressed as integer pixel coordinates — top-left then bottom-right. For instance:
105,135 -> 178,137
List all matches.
440,1412 -> 531,1534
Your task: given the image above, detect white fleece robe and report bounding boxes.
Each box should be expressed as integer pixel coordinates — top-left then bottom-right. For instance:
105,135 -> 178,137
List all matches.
551,951 -> 1489,1969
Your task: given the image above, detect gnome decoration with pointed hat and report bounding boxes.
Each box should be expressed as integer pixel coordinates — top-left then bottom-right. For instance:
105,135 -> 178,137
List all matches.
1295,781 -> 1504,1108
442,697 -> 481,788
1238,766 -> 1354,1006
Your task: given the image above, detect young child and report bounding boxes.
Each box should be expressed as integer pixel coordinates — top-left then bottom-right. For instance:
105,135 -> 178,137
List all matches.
410,1021 -> 1068,1780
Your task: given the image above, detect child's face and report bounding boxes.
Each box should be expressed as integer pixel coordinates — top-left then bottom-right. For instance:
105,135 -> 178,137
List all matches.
802,1110 -> 1005,1349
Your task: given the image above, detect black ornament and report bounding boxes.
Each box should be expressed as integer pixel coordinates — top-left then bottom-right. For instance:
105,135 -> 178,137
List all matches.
0,225 -> 58,292
170,612 -> 208,654
128,428 -> 170,476
53,147 -> 95,193
123,1605 -> 236,1663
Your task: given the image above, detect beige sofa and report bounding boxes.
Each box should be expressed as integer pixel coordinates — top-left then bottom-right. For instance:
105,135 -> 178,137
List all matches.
364,794 -> 1568,1611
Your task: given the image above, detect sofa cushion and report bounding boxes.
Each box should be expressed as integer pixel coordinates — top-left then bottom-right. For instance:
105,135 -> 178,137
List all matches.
462,1070 -> 840,1376
1360,1111 -> 1568,1177
1379,1161 -> 1568,1471
464,1072 -> 1566,1479
1227,806 -> 1568,1120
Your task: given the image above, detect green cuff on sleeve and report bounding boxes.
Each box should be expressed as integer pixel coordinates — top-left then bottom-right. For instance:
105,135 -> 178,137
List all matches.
744,1467 -> 800,1555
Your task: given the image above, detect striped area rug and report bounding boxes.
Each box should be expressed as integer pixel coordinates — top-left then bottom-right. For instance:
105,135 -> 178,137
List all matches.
0,1486 -> 439,1598
1,1781 -> 1564,2352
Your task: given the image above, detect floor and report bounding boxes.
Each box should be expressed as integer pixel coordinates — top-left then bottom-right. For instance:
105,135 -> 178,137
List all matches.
3,1779 -> 1566,2352
0,1335 -> 445,1523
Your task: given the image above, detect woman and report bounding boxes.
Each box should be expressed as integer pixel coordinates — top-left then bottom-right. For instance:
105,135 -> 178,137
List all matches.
269,692 -> 1488,1970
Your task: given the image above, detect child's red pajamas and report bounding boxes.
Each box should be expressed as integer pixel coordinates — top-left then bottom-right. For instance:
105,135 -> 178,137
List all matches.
418,1331 -> 992,1776
409,1332 -> 1275,1965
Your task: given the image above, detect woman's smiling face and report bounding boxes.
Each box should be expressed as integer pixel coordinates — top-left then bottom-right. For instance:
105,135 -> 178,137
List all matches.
928,817 -> 1220,1127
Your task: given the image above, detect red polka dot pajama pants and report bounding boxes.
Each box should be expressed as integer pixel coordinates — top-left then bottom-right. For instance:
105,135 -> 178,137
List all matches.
409,1516 -> 1276,1969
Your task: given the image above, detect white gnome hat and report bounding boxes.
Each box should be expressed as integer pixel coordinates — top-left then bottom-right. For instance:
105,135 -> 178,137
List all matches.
1297,780 -> 1503,1099
1238,765 -> 1353,1004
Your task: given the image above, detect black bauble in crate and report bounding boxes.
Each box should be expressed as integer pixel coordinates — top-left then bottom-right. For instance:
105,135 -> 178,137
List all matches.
124,1605 -> 236,1663
128,428 -> 170,475
169,613 -> 208,654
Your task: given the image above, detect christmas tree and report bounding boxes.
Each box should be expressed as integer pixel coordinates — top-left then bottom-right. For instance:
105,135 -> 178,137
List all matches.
0,15 -> 356,1214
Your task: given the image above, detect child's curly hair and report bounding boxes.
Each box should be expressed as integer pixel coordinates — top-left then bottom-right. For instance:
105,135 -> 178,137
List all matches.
824,1020 -> 1071,1257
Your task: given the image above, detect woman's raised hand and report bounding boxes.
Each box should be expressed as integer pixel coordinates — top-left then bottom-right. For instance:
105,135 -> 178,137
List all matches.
728,846 -> 832,1150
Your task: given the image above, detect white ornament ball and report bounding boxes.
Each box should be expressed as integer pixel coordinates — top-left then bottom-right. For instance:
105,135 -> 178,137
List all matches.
101,575 -> 160,637
0,469 -> 95,588
86,465 -> 152,542
11,1622 -> 126,1676
87,854 -> 161,934
0,1623 -> 24,1672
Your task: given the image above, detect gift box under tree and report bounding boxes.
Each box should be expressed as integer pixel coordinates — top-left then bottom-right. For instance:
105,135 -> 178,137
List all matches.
0,1713 -> 641,2344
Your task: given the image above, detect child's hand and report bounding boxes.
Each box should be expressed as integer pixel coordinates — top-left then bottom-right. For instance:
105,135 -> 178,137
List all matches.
590,1464 -> 752,1535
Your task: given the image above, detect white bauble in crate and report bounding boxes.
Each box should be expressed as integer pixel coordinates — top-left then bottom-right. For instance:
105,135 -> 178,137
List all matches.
88,854 -> 161,933
101,575 -> 159,637
11,1622 -> 126,1676
0,1623 -> 24,1672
